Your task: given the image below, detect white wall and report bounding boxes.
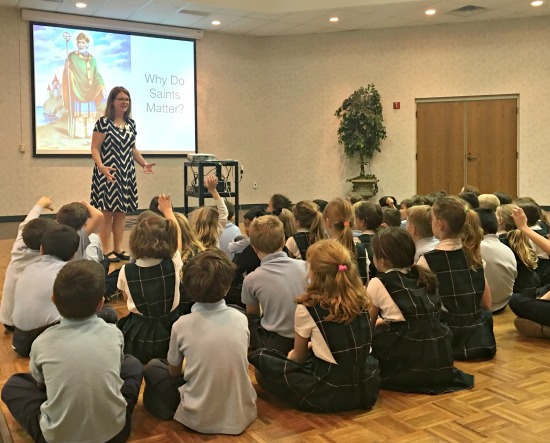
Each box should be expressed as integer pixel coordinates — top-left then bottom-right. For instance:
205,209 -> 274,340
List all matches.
1,7 -> 549,216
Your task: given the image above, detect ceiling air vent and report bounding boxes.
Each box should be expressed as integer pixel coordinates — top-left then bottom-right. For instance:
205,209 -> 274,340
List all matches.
178,9 -> 210,17
448,5 -> 488,17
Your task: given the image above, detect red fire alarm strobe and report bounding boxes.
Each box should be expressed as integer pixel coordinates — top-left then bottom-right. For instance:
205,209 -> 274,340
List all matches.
393,102 -> 400,110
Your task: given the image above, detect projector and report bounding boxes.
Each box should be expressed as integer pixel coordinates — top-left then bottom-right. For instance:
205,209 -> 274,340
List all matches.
187,153 -> 217,162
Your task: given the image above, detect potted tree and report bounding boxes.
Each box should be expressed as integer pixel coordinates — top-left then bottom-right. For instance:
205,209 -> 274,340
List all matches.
335,84 -> 387,198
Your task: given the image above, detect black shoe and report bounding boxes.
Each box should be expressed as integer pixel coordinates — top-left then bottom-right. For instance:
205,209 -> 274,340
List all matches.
4,324 -> 14,333
105,251 -> 121,263
113,250 -> 130,261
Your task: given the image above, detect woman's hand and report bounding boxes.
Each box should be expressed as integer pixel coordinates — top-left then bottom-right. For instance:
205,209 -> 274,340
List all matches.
142,163 -> 156,174
99,165 -> 116,183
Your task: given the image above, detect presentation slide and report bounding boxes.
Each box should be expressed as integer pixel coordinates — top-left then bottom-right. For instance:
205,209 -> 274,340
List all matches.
31,23 -> 197,156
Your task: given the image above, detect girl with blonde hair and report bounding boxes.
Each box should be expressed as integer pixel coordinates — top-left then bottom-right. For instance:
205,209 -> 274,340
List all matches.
323,198 -> 368,284
285,200 -> 325,260
417,196 -> 495,360
190,176 -> 228,248
369,227 -> 473,393
249,239 -> 380,412
497,204 -> 539,295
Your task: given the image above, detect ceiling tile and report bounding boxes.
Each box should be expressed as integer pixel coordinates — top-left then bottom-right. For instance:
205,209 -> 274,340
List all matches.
219,16 -> 270,33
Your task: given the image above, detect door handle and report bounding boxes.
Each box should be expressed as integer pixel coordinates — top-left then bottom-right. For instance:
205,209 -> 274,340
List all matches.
467,152 -> 477,161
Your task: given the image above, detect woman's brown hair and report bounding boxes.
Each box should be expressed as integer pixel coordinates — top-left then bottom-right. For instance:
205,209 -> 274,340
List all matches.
104,86 -> 132,121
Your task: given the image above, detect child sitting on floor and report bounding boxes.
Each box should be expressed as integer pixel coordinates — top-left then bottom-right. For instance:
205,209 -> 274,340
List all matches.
242,215 -> 307,354
143,249 -> 257,435
368,227 -> 474,394
418,196 -> 496,360
2,260 -> 143,443
0,196 -> 56,332
190,176 -> 228,248
249,239 -> 380,412
117,194 -> 183,364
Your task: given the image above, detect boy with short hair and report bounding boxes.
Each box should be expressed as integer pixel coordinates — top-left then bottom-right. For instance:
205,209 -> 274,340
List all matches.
11,224 -> 80,357
242,215 -> 307,353
143,249 -> 257,435
406,205 -> 440,262
0,196 -> 56,331
56,200 -> 104,261
2,260 -> 143,443
475,207 -> 518,312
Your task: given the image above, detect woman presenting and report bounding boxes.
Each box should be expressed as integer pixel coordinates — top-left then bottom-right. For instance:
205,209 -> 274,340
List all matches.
91,86 -> 155,261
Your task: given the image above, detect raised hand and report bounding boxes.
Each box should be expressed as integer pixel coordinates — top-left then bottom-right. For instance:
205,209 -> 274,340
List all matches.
37,196 -> 53,211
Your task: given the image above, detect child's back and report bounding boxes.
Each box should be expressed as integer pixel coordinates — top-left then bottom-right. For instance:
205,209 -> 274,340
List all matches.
143,249 -> 256,434
0,198 -> 56,329
169,301 -> 256,434
2,259 -> 143,443
117,198 -> 182,364
418,196 -> 495,360
30,316 -> 127,442
12,224 -> 80,357
368,228 -> 474,394
249,239 -> 380,413
242,216 -> 307,353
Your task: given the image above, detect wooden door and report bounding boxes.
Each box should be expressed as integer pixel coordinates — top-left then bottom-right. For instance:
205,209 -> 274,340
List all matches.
465,99 -> 517,197
416,97 -> 518,196
416,101 -> 465,195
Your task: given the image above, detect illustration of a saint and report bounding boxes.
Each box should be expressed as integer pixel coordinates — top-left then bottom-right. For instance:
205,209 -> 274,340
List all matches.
62,32 -> 106,138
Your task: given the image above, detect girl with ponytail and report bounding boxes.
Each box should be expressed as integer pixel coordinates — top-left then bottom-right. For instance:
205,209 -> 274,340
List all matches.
285,200 -> 326,260
323,198 -> 369,285
249,239 -> 380,413
368,227 -> 473,393
417,196 -> 496,360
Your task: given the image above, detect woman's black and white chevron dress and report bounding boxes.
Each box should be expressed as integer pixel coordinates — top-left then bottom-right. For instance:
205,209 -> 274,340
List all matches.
90,116 -> 138,213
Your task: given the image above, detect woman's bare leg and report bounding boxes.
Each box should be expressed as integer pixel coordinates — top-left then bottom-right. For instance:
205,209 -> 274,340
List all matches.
100,211 -> 113,252
112,212 -> 127,253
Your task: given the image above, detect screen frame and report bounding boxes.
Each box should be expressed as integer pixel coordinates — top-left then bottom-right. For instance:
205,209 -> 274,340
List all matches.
30,20 -> 198,158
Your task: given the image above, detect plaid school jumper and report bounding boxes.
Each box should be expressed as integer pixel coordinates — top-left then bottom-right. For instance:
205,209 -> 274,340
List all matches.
117,259 -> 181,364
292,232 -> 311,260
373,269 -> 474,393
423,249 -> 496,360
357,233 -> 377,279
249,305 -> 380,413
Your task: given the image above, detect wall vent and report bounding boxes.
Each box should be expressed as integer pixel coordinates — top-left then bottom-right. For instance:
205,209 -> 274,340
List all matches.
448,5 -> 488,16
178,9 -> 210,17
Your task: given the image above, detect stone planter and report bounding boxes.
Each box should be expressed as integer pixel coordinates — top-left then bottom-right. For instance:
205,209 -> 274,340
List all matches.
349,177 -> 379,199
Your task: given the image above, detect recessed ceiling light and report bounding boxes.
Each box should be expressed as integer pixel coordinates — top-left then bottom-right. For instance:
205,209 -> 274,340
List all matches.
75,2 -> 87,8
329,17 -> 339,23
211,20 -> 221,26
425,9 -> 436,16
531,1 -> 543,6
